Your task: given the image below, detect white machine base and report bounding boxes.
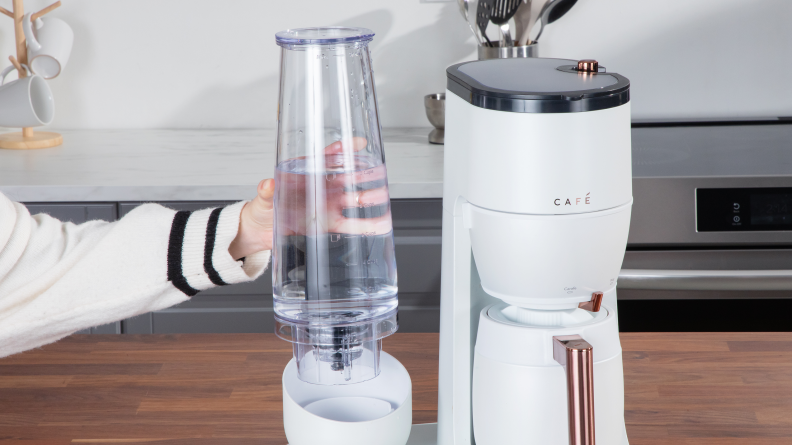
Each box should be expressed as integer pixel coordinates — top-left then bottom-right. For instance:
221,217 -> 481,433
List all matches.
288,423 -> 438,445
407,423 -> 438,445
404,423 -> 628,445
283,351 -> 412,445
292,421 -> 627,445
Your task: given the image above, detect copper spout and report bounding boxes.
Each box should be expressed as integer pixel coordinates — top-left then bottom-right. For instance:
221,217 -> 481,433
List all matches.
553,335 -> 596,445
578,292 -> 604,312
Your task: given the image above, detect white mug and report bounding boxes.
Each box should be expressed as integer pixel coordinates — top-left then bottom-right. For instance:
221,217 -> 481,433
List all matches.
23,12 -> 73,79
0,65 -> 55,127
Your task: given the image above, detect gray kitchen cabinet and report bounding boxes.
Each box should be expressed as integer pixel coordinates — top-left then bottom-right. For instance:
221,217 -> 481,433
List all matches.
88,322 -> 122,334
24,203 -> 117,224
391,199 -> 442,332
118,201 -> 235,217
120,199 -> 444,334
22,202 -> 120,335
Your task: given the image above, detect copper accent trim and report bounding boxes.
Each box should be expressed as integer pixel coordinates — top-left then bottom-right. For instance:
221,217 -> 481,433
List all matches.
578,292 -> 604,312
553,335 -> 596,445
577,59 -> 599,73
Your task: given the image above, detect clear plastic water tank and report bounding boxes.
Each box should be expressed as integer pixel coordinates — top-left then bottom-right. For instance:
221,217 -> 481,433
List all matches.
273,27 -> 398,385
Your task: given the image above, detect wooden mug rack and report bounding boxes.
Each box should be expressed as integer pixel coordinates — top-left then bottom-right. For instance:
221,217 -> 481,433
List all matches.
0,0 -> 63,150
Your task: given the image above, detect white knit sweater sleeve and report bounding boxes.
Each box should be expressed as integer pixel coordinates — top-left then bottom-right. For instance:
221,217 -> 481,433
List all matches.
0,193 -> 270,358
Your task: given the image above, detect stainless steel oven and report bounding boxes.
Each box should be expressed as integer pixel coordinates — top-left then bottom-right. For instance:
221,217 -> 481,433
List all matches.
616,123 -> 792,328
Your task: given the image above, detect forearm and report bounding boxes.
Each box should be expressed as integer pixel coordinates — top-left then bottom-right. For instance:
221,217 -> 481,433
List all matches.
0,197 -> 269,358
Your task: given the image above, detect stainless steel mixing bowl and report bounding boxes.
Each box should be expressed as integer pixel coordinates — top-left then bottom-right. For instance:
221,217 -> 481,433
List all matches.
424,93 -> 445,144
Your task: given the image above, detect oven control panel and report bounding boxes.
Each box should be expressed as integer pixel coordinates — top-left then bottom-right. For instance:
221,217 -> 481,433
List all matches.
697,188 -> 792,232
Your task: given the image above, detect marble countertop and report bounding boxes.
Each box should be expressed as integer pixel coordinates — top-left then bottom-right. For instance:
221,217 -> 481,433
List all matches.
0,128 -> 443,202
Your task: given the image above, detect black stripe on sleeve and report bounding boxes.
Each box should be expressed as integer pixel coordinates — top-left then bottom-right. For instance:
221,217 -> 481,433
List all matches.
167,210 -> 199,297
204,207 -> 229,286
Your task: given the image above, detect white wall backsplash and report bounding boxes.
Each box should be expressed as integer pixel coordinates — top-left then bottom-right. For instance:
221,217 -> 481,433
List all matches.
0,0 -> 789,129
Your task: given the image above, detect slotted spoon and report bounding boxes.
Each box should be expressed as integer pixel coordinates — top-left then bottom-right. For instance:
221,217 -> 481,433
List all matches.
490,0 -> 522,47
476,0 -> 495,46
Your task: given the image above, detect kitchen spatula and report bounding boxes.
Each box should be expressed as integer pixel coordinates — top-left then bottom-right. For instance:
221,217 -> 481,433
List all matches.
491,0 -> 522,47
476,0 -> 495,46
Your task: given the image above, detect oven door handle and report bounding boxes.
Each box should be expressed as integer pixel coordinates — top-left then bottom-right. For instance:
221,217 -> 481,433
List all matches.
618,269 -> 792,291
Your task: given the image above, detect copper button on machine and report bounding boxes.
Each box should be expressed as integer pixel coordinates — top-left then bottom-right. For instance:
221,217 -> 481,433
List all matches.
577,59 -> 599,73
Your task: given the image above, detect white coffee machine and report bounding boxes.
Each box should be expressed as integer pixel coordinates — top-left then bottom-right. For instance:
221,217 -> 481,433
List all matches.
438,58 -> 632,445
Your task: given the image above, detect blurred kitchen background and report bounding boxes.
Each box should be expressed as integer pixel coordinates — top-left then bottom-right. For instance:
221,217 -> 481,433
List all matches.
3,0 -> 792,335
1,0 -> 791,130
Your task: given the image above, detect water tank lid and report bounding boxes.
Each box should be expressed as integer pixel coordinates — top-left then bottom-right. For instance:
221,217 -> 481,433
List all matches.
275,27 -> 375,46
446,58 -> 630,113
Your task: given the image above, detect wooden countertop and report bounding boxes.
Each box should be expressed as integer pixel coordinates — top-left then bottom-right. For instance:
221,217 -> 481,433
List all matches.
0,332 -> 790,444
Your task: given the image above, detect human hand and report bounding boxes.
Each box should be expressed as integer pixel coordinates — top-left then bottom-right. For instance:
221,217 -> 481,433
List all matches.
228,137 -> 392,260
228,178 -> 274,260
276,137 -> 392,237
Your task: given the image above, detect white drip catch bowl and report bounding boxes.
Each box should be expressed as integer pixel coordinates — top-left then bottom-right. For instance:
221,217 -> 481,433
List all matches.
283,351 -> 413,445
